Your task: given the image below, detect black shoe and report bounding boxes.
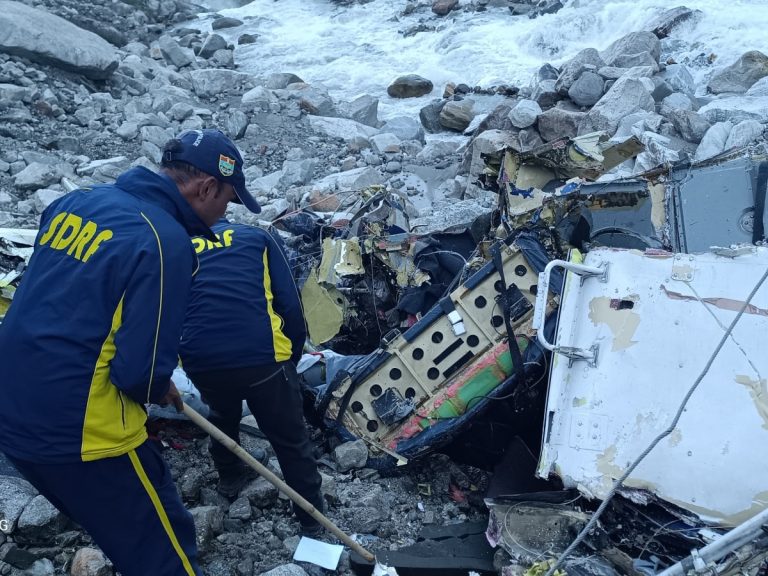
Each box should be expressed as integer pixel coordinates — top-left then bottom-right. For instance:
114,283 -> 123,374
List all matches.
299,522 -> 324,539
216,448 -> 269,499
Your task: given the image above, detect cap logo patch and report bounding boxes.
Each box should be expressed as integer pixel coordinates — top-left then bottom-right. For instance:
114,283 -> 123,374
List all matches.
218,154 -> 235,177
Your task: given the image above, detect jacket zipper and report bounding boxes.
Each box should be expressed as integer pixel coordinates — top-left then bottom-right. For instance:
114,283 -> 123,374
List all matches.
118,391 -> 126,428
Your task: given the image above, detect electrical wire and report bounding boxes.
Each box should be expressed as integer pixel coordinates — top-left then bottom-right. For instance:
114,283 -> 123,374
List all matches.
544,265 -> 768,576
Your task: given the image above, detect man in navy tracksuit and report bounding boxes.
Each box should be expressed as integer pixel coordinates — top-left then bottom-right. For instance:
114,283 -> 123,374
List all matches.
0,129 -> 261,575
179,219 -> 325,536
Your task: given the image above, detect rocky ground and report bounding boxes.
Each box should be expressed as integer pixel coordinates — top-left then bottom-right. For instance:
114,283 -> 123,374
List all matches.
1,0 -> 768,574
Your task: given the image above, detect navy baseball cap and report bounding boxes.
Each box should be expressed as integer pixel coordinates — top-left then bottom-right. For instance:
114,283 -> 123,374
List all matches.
163,129 -> 261,214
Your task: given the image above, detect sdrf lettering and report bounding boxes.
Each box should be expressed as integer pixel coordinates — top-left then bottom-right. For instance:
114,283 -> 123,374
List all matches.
192,229 -> 234,254
39,212 -> 113,262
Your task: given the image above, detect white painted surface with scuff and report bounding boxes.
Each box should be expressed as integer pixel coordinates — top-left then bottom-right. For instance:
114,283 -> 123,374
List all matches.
537,247 -> 768,525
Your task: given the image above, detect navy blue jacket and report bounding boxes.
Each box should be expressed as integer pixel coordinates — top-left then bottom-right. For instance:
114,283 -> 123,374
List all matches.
0,167 -> 213,463
180,220 -> 306,373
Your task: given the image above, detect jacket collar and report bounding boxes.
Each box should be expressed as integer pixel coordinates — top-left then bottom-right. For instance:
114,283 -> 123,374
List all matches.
115,167 -> 217,241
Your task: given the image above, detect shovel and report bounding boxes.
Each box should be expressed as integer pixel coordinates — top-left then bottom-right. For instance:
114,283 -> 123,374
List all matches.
181,402 -> 376,563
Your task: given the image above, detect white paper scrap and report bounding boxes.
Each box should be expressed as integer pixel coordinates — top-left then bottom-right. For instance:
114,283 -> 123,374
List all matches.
292,536 -> 344,570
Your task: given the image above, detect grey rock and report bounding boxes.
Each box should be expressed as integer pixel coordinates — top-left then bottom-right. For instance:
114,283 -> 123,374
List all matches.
388,74 -> 434,98
24,558 -> 55,575
0,476 -> 36,533
610,52 -> 659,70
15,495 -> 66,545
189,506 -> 224,551
439,99 -> 475,132
432,0 -> 459,15
287,83 -> 336,116
516,128 -> 545,152
644,6 -> 703,38
312,167 -> 385,193
0,1 -> 119,79
581,77 -> 655,135
116,121 -> 140,140
416,140 -> 461,162
382,116 -> 425,143
223,110 -> 249,140
77,156 -> 130,177
600,31 -> 661,67
0,83 -> 29,103
338,94 -> 379,127
73,106 -> 101,127
537,106 -> 586,141
308,116 -> 378,142
189,69 -> 254,99
555,48 -> 605,94
70,547 -> 110,576
531,79 -> 561,109
266,72 -> 303,89
238,33 -> 258,45
211,16 -> 243,30
241,477 -> 278,507
724,119 -> 765,150
651,77 -> 675,102
385,161 -> 402,173
660,92 -> 696,118
280,158 -> 317,187
370,133 -> 402,154
140,126 -> 173,149
260,564 -> 309,576
420,99 -> 447,133
537,63 -> 560,82
669,110 -> 711,143
699,96 -> 768,124
345,505 -> 382,533
180,468 -> 205,501
464,129 -> 517,179
507,99 -> 541,128
13,162 -> 61,191
158,35 -> 195,69
168,102 -> 195,122
333,440 -> 369,471
210,49 -> 234,69
199,33 -> 228,59
568,71 -> 604,107
694,121 -> 733,161
597,66 -> 629,80
228,496 -> 252,521
31,189 -> 65,213
0,542 -> 36,569
747,76 -> 768,97
708,51 -> 768,94
242,86 -> 279,110
659,63 -> 695,95
0,160 -> 9,173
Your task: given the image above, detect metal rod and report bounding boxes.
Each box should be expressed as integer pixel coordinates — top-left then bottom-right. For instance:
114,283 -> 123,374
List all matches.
182,403 -> 376,562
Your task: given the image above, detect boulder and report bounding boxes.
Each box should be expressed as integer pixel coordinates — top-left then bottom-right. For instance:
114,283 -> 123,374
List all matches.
370,133 -> 402,154
538,63 -> 559,82
699,96 -> 768,124
228,496 -> 251,521
31,189 -> 65,213
266,72 -> 303,89
287,82 -> 337,116
724,119 -> 765,150
308,116 -> 378,142
388,74 -> 434,98
516,128 -> 545,152
419,99 -> 447,133
537,106 -> 586,141
581,77 -> 655,135
568,71 -> 604,107
644,6 -> 703,39
311,167 -> 385,193
746,76 -> 768,97
382,116 -> 426,143
693,122 -> 733,162
189,506 -> 224,552
659,92 -> 696,118
241,86 -> 279,109
13,162 -> 62,191
600,31 -> 661,67
531,79 -> 561,109
280,158 -> 318,188
238,33 -> 258,45
15,495 -> 66,545
0,1 -> 119,79
189,69 -> 254,98
463,129 -> 517,178
668,110 -> 711,143
157,35 -> 195,68
416,140 -> 461,163
610,52 -> 659,70
198,33 -> 228,59
432,0 -> 459,15
555,48 -> 605,94
707,51 -> 768,94
338,94 -> 379,127
507,99 -> 541,128
140,126 -> 174,149
211,16 -> 243,30
439,99 -> 475,132
658,63 -> 696,95
223,110 -> 249,140
0,476 -> 36,532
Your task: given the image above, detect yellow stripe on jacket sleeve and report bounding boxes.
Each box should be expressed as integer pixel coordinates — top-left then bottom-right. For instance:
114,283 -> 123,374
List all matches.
81,295 -> 148,461
140,212 -> 164,403
127,450 -> 196,576
262,250 -> 293,362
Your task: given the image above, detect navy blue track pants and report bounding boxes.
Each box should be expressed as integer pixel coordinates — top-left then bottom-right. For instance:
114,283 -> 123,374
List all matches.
6,440 -> 201,576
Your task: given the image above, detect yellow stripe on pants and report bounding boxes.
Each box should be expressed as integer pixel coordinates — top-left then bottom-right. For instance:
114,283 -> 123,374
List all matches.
127,450 -> 196,576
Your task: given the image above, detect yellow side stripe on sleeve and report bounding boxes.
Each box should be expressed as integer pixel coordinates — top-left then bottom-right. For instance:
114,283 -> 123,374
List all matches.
127,450 -> 196,576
